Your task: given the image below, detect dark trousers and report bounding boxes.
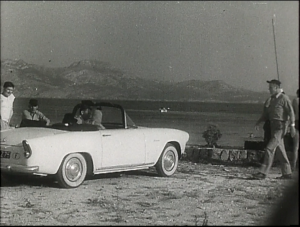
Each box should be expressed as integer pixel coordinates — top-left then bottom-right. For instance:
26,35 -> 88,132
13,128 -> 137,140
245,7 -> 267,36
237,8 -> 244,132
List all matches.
263,120 -> 271,146
259,120 -> 292,176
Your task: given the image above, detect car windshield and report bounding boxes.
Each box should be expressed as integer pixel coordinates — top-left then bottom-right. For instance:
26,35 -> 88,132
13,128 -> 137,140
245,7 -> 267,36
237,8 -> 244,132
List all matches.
125,112 -> 137,128
101,106 -> 137,129
60,102 -> 138,130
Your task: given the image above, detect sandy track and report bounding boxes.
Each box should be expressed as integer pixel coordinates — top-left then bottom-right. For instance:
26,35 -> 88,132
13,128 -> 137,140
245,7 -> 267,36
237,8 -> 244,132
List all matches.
0,161 -> 298,226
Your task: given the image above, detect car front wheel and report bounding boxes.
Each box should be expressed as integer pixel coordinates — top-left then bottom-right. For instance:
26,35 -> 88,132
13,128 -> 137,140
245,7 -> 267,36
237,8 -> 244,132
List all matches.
56,153 -> 87,188
155,143 -> 179,177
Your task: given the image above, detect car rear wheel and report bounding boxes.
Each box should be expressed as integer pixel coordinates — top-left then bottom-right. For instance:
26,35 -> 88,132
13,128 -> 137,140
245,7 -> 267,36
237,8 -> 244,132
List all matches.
56,153 -> 87,188
155,143 -> 179,177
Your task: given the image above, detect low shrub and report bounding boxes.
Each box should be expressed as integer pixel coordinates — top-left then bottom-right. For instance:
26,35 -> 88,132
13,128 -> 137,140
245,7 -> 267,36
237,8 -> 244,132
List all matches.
202,124 -> 222,148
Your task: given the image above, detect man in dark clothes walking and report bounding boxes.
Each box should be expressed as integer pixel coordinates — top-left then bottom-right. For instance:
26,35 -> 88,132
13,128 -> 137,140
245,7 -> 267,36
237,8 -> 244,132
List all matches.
252,79 -> 296,179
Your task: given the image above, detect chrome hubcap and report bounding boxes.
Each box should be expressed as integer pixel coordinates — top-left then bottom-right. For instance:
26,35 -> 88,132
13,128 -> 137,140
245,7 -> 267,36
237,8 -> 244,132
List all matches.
65,158 -> 82,182
163,150 -> 175,171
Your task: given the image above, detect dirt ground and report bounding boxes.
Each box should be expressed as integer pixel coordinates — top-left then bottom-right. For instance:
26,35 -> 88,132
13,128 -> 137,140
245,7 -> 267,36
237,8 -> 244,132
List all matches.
0,160 -> 298,226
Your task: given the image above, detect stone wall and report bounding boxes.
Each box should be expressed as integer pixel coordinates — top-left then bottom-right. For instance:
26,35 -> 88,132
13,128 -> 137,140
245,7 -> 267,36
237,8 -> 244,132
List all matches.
183,145 -> 293,166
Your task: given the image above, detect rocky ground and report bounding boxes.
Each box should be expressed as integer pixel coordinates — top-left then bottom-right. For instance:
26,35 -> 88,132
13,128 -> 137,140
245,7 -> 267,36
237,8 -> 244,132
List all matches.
0,160 -> 298,226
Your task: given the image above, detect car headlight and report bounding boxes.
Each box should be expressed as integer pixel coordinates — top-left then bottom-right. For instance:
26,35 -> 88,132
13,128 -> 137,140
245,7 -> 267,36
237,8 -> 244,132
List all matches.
22,140 -> 32,158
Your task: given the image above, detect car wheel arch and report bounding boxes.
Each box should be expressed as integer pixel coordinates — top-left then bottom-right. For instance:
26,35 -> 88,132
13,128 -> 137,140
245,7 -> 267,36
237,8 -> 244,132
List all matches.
167,141 -> 181,159
54,151 -> 93,175
81,152 -> 94,176
154,141 -> 181,164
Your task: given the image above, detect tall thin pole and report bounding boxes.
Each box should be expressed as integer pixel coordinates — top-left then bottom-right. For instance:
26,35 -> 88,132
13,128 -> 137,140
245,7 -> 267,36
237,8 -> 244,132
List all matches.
272,15 -> 280,80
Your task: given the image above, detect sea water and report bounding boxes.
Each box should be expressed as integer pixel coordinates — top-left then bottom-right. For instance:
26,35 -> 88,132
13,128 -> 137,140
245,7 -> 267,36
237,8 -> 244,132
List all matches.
10,98 -> 263,147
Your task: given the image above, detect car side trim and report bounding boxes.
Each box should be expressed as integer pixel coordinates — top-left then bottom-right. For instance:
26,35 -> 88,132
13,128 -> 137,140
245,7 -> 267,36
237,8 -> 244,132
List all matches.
94,162 -> 155,174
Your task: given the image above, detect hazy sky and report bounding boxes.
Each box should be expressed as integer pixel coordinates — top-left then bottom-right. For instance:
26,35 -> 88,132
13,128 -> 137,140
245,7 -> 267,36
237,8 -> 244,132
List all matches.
1,1 -> 299,95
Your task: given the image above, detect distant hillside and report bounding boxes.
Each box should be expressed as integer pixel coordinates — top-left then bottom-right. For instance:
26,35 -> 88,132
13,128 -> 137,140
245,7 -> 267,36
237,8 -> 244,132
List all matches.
1,59 -> 269,103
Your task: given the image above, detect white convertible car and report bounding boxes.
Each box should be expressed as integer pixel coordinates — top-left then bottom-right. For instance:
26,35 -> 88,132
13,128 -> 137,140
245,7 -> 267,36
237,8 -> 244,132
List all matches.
1,101 -> 189,188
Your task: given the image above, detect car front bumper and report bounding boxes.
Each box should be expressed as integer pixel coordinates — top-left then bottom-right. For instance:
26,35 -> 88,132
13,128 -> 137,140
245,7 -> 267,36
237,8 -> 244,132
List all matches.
1,164 -> 39,173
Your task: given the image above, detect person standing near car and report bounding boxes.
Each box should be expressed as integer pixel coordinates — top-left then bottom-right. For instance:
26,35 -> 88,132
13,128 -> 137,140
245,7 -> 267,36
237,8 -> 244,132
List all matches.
1,81 -> 15,130
252,79 -> 296,180
291,89 -> 299,171
22,99 -> 51,126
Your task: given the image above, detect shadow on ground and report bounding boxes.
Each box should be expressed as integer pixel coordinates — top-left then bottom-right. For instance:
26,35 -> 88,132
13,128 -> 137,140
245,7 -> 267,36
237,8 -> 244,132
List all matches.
1,169 -> 159,188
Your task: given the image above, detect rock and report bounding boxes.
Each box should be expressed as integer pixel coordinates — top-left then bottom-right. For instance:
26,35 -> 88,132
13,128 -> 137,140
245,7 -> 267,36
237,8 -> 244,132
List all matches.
229,150 -> 239,161
220,150 -> 229,161
239,150 -> 247,160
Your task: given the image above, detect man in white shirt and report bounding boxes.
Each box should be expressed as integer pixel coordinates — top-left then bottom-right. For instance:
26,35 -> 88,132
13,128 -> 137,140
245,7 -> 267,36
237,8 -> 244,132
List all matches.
1,81 -> 15,130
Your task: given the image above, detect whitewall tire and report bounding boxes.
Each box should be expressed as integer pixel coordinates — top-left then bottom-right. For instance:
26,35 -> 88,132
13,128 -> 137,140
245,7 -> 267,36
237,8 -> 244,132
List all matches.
155,143 -> 179,177
56,153 -> 87,188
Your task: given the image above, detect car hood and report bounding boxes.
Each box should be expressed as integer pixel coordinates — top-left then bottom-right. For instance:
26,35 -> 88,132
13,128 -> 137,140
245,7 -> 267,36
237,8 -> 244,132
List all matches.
0,127 -> 67,146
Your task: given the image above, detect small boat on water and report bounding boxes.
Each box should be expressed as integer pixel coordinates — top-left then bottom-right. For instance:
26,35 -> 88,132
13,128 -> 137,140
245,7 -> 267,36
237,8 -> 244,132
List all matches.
159,107 -> 170,113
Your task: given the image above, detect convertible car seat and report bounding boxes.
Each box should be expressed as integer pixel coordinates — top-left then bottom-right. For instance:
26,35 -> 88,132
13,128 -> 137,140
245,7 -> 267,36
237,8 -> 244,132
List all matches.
19,119 -> 47,127
51,122 -> 99,131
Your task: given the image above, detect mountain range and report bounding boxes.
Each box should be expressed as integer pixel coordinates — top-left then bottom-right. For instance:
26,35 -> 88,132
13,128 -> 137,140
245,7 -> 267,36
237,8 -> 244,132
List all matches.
1,59 -> 270,103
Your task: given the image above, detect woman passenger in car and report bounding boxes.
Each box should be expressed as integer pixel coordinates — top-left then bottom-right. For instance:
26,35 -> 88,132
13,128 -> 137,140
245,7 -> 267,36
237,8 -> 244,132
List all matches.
91,106 -> 105,129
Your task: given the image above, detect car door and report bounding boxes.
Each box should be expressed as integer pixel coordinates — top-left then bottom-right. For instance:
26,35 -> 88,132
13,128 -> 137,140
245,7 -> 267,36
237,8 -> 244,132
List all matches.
100,129 -> 146,168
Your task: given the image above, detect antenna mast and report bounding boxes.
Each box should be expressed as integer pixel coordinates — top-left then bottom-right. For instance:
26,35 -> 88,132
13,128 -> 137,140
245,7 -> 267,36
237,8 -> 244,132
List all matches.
272,14 -> 280,80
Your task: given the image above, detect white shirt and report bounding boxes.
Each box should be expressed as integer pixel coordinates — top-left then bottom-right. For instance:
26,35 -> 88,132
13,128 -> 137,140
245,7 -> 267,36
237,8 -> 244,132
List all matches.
1,93 -> 15,123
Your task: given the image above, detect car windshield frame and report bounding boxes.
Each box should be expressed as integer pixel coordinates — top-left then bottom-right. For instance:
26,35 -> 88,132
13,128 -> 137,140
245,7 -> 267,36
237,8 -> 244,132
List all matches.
71,101 -> 137,129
